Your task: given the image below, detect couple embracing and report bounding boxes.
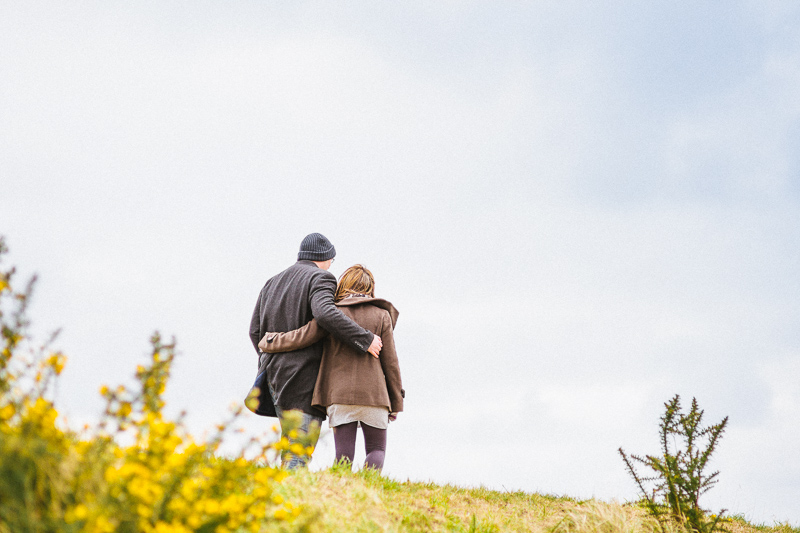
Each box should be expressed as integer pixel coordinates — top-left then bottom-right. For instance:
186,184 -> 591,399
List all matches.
248,233 -> 404,471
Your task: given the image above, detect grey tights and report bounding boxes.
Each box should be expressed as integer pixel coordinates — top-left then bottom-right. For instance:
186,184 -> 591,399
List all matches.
332,422 -> 387,471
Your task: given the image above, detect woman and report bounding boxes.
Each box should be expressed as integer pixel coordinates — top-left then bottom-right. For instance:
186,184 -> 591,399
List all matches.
259,264 -> 404,471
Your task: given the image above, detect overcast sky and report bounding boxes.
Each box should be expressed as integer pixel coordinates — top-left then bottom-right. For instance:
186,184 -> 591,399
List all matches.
2,1 -> 799,525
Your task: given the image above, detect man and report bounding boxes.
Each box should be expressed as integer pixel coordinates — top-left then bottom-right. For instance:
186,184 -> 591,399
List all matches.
249,233 -> 383,468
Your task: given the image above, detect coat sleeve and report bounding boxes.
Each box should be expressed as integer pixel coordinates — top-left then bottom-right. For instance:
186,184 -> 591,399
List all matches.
249,291 -> 263,356
377,311 -> 404,413
309,273 -> 374,353
258,319 -> 328,353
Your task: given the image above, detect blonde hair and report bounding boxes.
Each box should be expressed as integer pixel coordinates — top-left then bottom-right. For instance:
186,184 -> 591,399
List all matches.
334,264 -> 375,302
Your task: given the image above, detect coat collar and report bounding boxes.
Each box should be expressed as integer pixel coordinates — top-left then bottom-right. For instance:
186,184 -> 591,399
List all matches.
336,296 -> 399,327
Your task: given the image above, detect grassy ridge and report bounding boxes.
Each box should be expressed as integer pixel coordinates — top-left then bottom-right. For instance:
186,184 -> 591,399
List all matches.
272,467 -> 799,533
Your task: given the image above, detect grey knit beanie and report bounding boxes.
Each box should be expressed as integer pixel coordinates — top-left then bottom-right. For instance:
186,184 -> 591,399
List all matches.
297,233 -> 336,261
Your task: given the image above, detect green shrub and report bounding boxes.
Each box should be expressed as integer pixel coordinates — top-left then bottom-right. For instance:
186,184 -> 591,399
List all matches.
619,395 -> 728,533
0,237 -> 312,533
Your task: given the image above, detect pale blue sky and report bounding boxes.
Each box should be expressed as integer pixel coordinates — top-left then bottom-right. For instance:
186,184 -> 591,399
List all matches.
2,1 -> 799,524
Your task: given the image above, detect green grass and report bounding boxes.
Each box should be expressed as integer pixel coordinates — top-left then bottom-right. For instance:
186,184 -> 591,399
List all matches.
270,468 -> 799,533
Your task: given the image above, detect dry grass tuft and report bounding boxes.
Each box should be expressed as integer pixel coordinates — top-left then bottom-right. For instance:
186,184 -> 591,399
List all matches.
551,501 -> 663,533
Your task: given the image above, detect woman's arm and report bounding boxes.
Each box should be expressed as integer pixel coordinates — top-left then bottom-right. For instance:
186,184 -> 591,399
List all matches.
377,312 -> 404,413
258,319 -> 328,353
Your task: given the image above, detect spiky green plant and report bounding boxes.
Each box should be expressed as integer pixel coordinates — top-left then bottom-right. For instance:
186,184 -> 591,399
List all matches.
619,395 -> 728,533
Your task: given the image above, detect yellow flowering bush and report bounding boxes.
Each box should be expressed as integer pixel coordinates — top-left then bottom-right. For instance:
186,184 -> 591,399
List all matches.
0,237 -> 313,533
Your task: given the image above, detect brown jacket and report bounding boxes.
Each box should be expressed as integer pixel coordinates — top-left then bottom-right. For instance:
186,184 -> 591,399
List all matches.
259,296 -> 404,414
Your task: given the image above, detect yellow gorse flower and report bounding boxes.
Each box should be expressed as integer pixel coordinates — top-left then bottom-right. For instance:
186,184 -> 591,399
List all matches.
0,403 -> 15,421
0,241 -> 314,533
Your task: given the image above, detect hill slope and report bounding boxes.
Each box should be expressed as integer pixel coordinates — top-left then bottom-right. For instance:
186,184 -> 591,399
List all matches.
272,467 -> 798,533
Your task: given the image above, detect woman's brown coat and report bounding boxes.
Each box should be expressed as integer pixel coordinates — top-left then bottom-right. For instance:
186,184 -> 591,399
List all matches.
259,296 -> 404,415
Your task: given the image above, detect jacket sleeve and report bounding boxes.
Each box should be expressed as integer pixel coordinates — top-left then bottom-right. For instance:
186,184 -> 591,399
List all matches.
377,311 -> 404,413
249,291 -> 263,356
258,319 -> 328,353
309,273 -> 374,353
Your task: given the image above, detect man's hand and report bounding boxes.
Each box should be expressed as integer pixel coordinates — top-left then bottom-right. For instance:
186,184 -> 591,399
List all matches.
367,334 -> 383,358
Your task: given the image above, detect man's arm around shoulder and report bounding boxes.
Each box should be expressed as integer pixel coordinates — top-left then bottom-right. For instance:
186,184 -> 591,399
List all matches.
309,271 -> 382,356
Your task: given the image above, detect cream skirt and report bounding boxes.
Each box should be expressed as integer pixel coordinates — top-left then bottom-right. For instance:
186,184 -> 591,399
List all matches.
326,404 -> 389,429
